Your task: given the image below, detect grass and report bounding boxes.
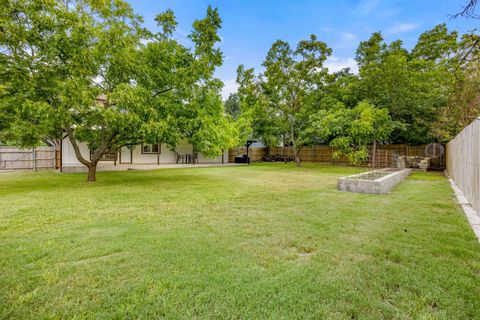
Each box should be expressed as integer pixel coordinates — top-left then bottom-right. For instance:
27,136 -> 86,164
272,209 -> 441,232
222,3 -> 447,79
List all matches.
0,163 -> 479,319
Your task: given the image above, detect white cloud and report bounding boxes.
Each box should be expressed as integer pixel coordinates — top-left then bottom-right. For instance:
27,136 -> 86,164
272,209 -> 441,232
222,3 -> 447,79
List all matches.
332,32 -> 359,49
354,0 -> 380,15
342,32 -> 357,41
221,79 -> 239,100
325,56 -> 358,74
387,23 -> 420,34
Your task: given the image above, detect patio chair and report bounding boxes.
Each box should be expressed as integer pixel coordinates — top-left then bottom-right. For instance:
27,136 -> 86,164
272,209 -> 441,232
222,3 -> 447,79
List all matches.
192,152 -> 198,164
176,153 -> 185,164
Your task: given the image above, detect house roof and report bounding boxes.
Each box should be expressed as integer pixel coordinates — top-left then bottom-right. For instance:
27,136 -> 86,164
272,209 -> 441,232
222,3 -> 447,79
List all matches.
96,94 -> 108,102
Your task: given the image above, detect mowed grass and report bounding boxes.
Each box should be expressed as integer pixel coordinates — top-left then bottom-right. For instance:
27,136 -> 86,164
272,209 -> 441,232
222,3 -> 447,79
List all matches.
0,163 -> 479,319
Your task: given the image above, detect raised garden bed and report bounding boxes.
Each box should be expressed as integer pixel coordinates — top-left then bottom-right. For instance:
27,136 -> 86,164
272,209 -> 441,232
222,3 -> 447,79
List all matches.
337,168 -> 411,194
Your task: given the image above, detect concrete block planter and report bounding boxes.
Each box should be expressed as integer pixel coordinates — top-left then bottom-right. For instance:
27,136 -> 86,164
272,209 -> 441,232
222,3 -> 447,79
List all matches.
337,168 -> 411,194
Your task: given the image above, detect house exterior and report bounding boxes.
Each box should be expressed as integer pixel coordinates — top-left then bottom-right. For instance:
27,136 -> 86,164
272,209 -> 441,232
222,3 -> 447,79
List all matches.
61,139 -> 229,168
59,96 -> 229,169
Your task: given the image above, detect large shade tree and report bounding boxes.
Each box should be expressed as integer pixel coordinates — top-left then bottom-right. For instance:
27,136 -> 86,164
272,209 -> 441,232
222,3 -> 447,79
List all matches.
0,0 -> 235,181
432,31 -> 480,141
311,101 -> 394,164
235,65 -> 282,154
354,26 -> 457,144
136,6 -> 236,162
237,35 -> 332,166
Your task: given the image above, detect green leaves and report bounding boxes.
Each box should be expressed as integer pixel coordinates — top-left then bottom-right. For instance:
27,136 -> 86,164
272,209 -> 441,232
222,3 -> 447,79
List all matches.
224,93 -> 241,120
0,1 -> 234,179
189,5 -> 223,76
316,101 -> 394,164
354,26 -> 460,144
256,36 -> 333,163
155,9 -> 177,37
412,24 -> 458,62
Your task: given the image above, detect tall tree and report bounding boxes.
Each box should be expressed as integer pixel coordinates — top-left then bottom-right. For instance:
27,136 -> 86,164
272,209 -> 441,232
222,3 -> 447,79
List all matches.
355,28 -> 456,144
0,1 -> 233,181
136,5 -> 236,160
312,101 -> 394,164
236,65 -> 281,152
432,31 -> 480,141
261,35 -> 332,165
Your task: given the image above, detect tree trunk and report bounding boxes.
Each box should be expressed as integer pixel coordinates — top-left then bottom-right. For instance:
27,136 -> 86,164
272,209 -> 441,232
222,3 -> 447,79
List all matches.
87,162 -> 97,182
66,128 -> 98,182
293,147 -> 301,167
65,128 -> 115,182
372,141 -> 377,169
294,154 -> 301,166
289,119 -> 301,166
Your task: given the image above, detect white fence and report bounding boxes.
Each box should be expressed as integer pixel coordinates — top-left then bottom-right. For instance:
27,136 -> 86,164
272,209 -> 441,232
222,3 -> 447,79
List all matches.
0,146 -> 56,170
446,118 -> 480,212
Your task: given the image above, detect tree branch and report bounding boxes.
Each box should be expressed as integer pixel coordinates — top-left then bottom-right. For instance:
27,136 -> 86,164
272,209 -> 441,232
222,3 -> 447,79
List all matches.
452,0 -> 480,19
90,130 -> 119,162
152,87 -> 173,97
65,127 -> 91,167
459,38 -> 480,64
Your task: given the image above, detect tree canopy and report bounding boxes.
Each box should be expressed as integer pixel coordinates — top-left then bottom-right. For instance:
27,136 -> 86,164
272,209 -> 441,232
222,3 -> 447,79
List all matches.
2,1 -> 479,172
0,0 -> 237,181
236,35 -> 333,165
235,23 -> 479,164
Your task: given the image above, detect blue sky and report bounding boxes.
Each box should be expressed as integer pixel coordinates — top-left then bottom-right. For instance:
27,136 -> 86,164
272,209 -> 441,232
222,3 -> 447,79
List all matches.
128,0 -> 477,99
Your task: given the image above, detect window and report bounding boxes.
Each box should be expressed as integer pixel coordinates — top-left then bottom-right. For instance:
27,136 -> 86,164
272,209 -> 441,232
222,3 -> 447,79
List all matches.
142,143 -> 160,154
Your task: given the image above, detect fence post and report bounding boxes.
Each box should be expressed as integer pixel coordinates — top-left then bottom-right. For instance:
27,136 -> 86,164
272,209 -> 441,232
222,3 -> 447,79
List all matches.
372,141 -> 377,168
32,147 -> 36,171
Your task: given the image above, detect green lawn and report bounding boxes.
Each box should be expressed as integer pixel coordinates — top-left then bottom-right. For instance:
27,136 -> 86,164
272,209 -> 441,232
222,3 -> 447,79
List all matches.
0,163 -> 479,319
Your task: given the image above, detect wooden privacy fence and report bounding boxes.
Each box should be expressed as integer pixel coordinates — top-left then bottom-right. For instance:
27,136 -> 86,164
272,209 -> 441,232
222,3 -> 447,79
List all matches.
228,147 -> 266,162
447,118 -> 480,213
229,144 -> 445,169
0,146 -> 56,170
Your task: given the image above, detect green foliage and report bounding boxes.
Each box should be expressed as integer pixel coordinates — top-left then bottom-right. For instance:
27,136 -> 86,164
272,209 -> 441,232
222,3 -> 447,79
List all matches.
224,93 -> 241,120
237,35 -> 332,164
155,9 -> 177,37
354,25 -> 462,144
2,1 -> 478,173
312,101 -> 394,164
412,24 -> 459,62
235,65 -> 264,146
432,31 -> 480,141
0,1 -> 235,180
235,25 -> 478,162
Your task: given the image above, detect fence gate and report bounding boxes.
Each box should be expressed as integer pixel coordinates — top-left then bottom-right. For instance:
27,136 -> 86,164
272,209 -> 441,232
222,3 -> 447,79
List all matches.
0,146 -> 56,170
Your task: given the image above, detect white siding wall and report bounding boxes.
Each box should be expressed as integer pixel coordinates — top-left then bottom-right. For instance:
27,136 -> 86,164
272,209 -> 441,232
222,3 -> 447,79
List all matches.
120,146 -> 132,163
120,143 -> 191,164
62,140 -> 99,166
197,151 -> 227,163
63,139 -> 228,165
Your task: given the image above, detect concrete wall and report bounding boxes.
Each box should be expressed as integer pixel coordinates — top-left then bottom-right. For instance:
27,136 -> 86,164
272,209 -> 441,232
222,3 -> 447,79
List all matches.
337,169 -> 411,194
